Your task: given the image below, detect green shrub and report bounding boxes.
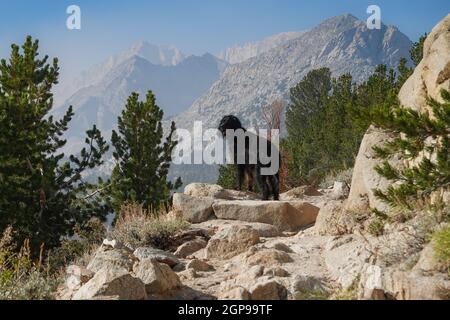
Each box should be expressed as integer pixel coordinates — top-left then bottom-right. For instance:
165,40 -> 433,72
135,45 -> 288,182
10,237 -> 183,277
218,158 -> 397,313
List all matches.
372,90 -> 450,209
368,218 -> 386,236
293,289 -> 330,300
432,225 -> 450,272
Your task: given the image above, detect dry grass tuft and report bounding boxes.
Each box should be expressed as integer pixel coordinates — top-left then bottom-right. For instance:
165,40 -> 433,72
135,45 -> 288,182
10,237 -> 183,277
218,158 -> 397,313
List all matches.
110,203 -> 189,250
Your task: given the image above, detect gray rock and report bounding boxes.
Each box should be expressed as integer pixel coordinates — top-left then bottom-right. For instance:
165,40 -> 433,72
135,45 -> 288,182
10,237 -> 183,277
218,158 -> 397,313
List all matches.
133,247 -> 180,267
73,266 -> 147,300
186,259 -> 215,272
172,193 -> 214,223
87,248 -> 136,273
205,225 -> 260,260
250,280 -> 287,300
212,200 -> 319,232
174,238 -> 208,258
133,259 -> 182,294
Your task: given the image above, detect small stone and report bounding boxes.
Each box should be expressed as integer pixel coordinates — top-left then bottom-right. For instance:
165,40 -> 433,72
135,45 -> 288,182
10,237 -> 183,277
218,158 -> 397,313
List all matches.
206,225 -> 260,260
250,280 -> 287,300
186,259 -> 215,272
219,287 -> 251,300
133,247 -> 180,267
174,238 -> 208,258
271,242 -> 294,253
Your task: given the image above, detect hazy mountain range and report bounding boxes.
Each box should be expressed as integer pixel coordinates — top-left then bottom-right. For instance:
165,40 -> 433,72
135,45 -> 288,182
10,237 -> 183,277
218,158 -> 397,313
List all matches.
53,14 -> 413,185
54,45 -> 226,153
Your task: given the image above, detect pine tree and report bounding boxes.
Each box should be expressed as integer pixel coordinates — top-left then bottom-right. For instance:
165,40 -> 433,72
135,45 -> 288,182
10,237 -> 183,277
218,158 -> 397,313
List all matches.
0,37 -> 109,251
110,91 -> 182,214
372,89 -> 450,209
285,69 -> 362,183
410,33 -> 428,67
350,64 -> 399,131
285,68 -> 332,181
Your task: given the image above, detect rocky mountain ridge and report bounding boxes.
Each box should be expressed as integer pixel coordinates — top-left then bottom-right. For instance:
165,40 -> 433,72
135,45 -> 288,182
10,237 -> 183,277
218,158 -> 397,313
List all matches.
218,31 -> 305,64
173,14 -> 413,133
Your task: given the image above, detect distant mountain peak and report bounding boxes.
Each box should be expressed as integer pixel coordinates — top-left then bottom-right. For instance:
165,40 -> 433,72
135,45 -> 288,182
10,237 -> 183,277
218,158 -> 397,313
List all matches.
314,13 -> 364,33
128,41 -> 185,66
218,30 -> 305,64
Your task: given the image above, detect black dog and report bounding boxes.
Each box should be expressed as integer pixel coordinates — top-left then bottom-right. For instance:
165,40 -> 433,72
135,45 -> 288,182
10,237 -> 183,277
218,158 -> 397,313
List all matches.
218,115 -> 280,201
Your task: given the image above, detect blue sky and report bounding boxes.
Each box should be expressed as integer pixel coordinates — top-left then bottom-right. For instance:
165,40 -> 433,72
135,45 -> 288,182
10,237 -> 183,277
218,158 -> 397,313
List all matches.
1,0 -> 449,79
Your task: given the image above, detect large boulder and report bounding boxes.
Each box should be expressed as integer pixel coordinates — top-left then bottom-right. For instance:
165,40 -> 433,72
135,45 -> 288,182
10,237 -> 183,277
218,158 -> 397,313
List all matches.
205,225 -> 260,259
87,247 -> 136,273
345,126 -> 399,213
212,200 -> 319,232
133,259 -> 182,295
73,266 -> 147,300
172,193 -> 214,223
195,219 -> 281,238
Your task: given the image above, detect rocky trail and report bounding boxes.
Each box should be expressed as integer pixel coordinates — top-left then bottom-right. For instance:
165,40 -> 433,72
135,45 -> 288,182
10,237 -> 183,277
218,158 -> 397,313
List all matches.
58,182 -> 449,300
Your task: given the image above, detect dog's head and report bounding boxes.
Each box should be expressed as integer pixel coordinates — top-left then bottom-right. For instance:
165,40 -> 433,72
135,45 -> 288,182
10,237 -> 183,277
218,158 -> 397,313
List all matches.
218,115 -> 244,137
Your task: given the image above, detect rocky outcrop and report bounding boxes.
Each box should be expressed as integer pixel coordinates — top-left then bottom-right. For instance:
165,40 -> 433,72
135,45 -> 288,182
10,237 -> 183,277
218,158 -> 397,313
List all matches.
398,14 -> 450,111
346,14 -> 450,213
212,201 -> 319,232
345,127 -> 400,213
173,183 -> 320,231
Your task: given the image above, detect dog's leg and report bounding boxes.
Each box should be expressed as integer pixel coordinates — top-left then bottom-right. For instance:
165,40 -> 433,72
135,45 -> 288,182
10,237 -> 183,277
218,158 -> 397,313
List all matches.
246,166 -> 254,192
269,174 -> 280,201
256,167 -> 270,200
236,164 -> 245,191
